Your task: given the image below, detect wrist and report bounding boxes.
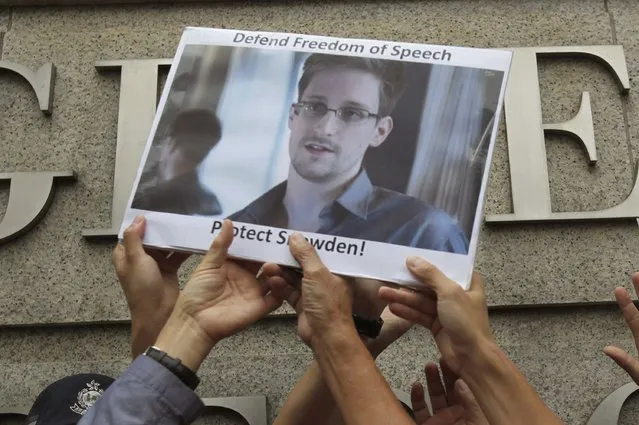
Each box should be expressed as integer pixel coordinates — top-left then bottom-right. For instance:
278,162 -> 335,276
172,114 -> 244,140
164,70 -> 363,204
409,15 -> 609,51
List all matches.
154,309 -> 217,373
458,337 -> 506,381
130,303 -> 173,330
311,319 -> 359,354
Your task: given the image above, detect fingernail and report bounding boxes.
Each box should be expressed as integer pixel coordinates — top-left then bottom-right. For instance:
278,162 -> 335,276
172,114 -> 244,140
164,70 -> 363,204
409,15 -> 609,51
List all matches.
133,215 -> 143,224
407,256 -> 424,268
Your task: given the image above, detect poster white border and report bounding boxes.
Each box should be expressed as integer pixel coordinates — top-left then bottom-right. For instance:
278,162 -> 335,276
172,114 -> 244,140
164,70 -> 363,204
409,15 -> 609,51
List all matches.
118,27 -> 513,290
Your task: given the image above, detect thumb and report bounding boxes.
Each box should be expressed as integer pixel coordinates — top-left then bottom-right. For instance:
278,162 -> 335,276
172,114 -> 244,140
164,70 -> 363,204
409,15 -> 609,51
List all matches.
455,379 -> 486,423
288,233 -> 330,279
406,256 -> 452,297
122,215 -> 146,260
470,272 -> 486,297
199,219 -> 233,269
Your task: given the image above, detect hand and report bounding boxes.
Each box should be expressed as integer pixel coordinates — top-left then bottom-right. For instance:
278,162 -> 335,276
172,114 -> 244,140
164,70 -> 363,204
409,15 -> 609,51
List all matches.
378,258 -> 493,374
268,233 -> 355,346
604,272 -> 639,383
112,215 -> 189,357
170,219 -> 284,344
265,270 -> 388,347
411,361 -> 488,425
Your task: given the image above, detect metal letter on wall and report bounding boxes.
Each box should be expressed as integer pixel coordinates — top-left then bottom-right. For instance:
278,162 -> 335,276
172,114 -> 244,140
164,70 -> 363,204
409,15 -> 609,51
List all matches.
82,58 -> 172,239
587,382 -> 639,425
201,396 -> 267,425
83,48 -> 233,240
0,61 -> 76,244
485,46 -> 635,224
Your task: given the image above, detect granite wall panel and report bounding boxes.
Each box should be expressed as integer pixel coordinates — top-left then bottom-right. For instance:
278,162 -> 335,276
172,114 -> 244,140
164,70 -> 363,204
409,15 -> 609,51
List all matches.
1,308 -> 639,424
0,0 -> 635,325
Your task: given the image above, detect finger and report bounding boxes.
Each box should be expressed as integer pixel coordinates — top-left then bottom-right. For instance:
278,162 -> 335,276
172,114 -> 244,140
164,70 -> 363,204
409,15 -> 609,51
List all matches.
199,219 -> 233,269
425,362 -> 448,413
633,272 -> 639,298
288,233 -> 331,280
378,286 -> 437,315
264,276 -> 294,298
263,273 -> 302,312
410,381 -> 431,422
261,292 -> 284,315
233,259 -> 263,275
285,286 -> 302,313
259,263 -> 282,279
406,257 -> 455,297
147,250 -> 187,275
455,379 -> 486,423
469,272 -> 486,300
147,249 -> 190,269
387,303 -> 435,329
604,345 -> 639,383
112,244 -> 126,277
439,358 -> 458,404
265,276 -> 301,307
279,267 -> 303,289
613,287 -> 639,341
122,216 -> 146,260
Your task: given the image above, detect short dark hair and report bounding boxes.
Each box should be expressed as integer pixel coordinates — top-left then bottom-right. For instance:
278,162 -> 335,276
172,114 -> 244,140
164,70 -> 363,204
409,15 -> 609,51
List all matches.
168,108 -> 222,162
297,54 -> 406,117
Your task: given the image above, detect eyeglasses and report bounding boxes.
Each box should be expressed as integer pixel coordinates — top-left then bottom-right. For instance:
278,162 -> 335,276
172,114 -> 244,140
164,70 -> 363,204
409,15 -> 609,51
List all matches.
292,101 -> 379,124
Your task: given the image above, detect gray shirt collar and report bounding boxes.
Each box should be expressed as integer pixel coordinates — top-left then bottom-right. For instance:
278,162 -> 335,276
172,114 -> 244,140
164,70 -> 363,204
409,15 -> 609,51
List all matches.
334,169 -> 373,219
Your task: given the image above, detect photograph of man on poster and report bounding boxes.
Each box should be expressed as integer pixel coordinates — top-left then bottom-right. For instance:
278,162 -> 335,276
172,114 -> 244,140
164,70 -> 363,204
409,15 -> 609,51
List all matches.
128,42 -> 505,260
132,108 -> 223,216
229,54 -> 469,254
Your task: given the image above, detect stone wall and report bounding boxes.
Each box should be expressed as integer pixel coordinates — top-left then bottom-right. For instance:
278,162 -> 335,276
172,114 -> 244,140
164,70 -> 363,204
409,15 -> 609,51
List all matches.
2,1 -> 639,423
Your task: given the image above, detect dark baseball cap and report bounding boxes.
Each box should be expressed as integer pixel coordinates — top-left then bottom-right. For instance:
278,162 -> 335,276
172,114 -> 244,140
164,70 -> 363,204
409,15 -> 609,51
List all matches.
24,373 -> 115,425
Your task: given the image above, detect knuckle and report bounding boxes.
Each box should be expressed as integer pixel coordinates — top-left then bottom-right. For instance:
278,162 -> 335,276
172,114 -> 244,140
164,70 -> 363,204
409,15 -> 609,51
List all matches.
123,226 -> 135,238
305,264 -> 328,280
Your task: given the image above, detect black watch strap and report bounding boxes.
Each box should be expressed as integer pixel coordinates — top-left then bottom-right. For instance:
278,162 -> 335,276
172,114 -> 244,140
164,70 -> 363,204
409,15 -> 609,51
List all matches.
353,314 -> 384,339
143,346 -> 200,390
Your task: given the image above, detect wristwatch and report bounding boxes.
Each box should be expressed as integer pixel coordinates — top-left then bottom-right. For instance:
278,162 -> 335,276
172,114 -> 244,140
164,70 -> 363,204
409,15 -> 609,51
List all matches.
143,346 -> 201,390
353,314 -> 384,339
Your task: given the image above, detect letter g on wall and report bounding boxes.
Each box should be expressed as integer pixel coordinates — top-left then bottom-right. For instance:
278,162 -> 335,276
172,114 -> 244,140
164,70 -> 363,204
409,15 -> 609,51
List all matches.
0,61 -> 76,244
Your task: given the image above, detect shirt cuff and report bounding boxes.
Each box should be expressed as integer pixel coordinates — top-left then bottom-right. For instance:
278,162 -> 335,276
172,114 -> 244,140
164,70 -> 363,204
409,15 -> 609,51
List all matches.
128,354 -> 204,422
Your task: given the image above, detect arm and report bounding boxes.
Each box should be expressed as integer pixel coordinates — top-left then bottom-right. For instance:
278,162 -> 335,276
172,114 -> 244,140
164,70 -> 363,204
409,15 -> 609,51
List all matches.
379,264 -> 564,425
78,312 -> 211,425
274,308 -> 411,425
273,361 -> 337,425
312,323 -> 414,425
457,339 -> 562,425
112,215 -> 189,358
78,326 -> 209,425
270,233 -> 414,425
81,219 -> 283,425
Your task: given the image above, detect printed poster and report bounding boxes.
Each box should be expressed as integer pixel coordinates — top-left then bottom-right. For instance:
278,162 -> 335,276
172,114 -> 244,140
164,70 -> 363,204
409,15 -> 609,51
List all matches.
119,27 -> 512,290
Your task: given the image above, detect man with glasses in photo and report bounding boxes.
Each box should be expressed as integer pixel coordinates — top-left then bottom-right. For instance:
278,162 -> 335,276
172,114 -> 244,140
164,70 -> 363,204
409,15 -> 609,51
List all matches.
230,54 -> 468,253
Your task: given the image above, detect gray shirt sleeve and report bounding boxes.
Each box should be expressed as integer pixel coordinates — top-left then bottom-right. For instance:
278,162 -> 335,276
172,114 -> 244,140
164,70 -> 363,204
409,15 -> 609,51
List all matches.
78,355 -> 204,425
